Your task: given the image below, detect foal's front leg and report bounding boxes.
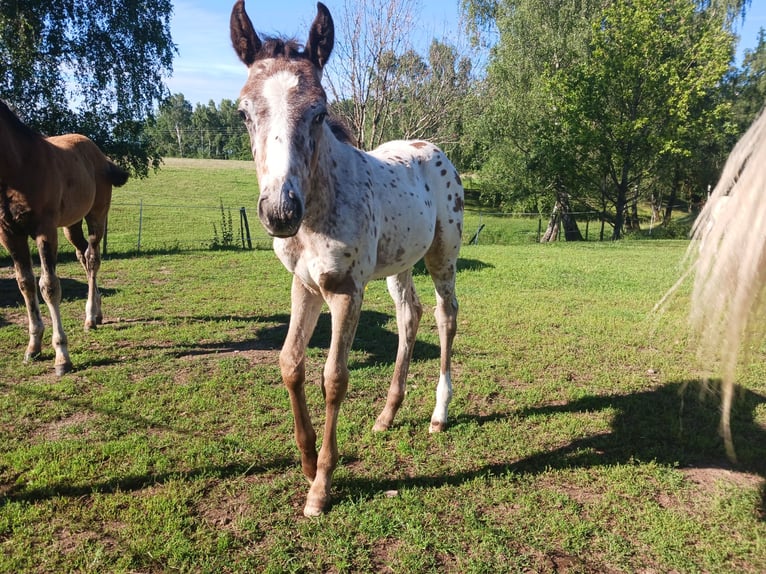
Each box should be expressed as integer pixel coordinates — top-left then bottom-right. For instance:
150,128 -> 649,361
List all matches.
35,232 -> 72,375
280,276 -> 324,484
303,281 -> 363,517
2,234 -> 45,363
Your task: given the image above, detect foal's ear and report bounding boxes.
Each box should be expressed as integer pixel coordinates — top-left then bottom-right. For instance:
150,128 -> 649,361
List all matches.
306,2 -> 334,70
230,0 -> 262,66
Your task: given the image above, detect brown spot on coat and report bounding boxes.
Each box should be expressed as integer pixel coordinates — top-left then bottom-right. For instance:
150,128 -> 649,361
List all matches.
319,271 -> 358,297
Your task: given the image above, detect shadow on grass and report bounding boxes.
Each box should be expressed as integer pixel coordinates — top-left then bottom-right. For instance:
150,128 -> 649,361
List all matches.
119,309 -> 441,369
0,276 -> 117,308
337,379 -> 766,518
1,459 -> 295,504
3,379 -> 764,520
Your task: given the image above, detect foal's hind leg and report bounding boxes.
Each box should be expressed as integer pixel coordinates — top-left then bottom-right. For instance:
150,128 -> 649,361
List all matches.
35,230 -> 72,375
373,270 -> 423,431
424,254 -> 459,433
1,232 -> 45,362
64,220 -> 102,329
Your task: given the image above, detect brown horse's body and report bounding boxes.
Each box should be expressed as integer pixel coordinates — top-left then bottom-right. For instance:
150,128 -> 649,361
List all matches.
0,100 -> 128,375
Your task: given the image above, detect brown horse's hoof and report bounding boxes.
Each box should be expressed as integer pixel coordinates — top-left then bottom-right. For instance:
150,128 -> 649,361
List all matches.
55,363 -> 73,377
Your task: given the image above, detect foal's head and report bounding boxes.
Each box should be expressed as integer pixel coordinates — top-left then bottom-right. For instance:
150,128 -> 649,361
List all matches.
231,0 -> 334,238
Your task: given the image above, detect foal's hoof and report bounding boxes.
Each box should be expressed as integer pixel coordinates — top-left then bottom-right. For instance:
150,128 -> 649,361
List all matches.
303,502 -> 324,518
23,351 -> 41,364
429,420 -> 447,433
372,419 -> 390,432
55,362 -> 73,377
303,492 -> 329,517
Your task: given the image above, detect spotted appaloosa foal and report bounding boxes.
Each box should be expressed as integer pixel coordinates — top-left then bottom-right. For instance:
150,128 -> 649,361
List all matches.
231,0 -> 463,516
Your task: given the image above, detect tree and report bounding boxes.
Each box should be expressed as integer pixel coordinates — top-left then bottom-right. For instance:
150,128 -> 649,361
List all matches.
0,0 -> 174,175
148,94 -> 193,158
728,27 -> 766,132
465,0 -> 743,240
463,0 -> 600,236
327,0 -> 420,150
146,95 -> 250,160
553,0 -> 734,239
327,0 -> 475,159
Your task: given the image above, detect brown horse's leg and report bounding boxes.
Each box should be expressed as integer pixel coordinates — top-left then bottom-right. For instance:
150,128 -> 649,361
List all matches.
1,232 -> 45,362
65,219 -> 102,329
280,276 -> 324,487
35,231 -> 72,376
373,270 -> 423,431
304,284 -> 362,517
424,254 -> 459,433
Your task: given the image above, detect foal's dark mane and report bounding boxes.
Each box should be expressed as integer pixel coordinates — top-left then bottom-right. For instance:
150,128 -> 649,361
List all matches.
0,100 -> 41,143
256,36 -> 306,62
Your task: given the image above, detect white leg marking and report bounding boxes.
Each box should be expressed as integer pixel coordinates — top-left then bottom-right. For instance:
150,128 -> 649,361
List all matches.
429,371 -> 453,433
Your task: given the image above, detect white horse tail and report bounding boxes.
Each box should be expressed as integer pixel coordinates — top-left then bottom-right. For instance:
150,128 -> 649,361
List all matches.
688,104 -> 766,460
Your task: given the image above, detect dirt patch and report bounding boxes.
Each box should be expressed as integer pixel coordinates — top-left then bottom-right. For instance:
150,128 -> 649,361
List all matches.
197,479 -> 254,533
175,347 -> 278,366
682,465 -> 764,494
31,411 -> 99,443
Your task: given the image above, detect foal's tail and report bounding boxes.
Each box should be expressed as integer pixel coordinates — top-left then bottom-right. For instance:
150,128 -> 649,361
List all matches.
686,105 -> 766,461
106,160 -> 130,188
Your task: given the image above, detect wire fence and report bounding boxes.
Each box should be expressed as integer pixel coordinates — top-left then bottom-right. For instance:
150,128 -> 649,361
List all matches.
46,203 -> 609,259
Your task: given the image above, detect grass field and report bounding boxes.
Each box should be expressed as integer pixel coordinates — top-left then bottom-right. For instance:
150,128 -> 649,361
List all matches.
1,160 -> 764,572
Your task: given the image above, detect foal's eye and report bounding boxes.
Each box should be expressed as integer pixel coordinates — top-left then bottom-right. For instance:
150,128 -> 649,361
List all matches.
238,109 -> 249,122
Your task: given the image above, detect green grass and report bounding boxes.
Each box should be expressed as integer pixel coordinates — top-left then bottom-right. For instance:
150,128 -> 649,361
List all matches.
1,161 -> 765,573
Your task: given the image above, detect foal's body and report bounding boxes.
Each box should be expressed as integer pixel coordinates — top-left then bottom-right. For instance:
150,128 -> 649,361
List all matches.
0,100 -> 128,375
231,0 -> 462,515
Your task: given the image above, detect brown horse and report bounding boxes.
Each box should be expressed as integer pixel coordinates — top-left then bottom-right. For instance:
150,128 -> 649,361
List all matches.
0,100 -> 128,376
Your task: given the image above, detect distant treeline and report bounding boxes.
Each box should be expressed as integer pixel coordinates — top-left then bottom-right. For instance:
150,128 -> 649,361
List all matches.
144,96 -> 251,161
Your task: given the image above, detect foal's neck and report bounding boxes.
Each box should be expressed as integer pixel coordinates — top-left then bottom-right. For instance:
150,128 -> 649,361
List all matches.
303,130 -> 353,232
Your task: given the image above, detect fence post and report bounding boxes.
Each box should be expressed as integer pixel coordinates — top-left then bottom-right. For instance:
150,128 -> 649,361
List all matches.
240,207 -> 252,249
137,199 -> 143,252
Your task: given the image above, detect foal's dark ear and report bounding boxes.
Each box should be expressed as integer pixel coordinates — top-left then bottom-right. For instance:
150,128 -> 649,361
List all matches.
230,0 -> 262,66
306,2 -> 334,70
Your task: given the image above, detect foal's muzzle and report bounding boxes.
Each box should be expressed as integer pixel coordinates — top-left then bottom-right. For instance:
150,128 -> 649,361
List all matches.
258,187 -> 304,238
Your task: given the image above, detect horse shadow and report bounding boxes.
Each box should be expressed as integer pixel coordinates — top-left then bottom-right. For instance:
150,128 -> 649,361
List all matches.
169,309 -> 441,368
337,379 -> 766,518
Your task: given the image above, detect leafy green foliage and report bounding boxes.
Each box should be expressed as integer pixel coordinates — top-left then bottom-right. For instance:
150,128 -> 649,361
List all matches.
0,0 -> 174,175
463,0 -> 752,239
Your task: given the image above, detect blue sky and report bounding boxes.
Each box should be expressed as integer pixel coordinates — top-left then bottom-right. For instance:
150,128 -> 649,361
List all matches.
166,0 -> 766,106
166,0 -> 461,105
